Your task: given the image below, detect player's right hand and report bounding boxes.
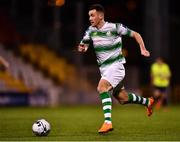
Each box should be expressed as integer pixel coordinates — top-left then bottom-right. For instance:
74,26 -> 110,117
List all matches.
141,49 -> 150,57
78,44 -> 88,52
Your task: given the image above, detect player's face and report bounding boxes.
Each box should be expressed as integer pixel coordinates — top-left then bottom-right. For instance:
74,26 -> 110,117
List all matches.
88,9 -> 103,27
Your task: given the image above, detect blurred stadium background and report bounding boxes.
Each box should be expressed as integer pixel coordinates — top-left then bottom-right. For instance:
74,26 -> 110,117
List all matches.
0,0 -> 179,106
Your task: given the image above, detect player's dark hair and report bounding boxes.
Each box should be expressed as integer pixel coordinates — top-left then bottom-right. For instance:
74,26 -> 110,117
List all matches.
89,4 -> 105,13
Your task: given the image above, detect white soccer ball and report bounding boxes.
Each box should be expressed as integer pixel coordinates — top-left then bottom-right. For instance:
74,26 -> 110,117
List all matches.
32,119 -> 51,136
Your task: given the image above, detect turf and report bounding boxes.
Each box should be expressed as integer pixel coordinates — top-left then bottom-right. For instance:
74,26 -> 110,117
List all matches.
0,105 -> 180,141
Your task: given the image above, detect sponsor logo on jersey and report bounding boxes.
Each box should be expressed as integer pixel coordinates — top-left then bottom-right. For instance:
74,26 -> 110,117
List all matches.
92,32 -> 97,36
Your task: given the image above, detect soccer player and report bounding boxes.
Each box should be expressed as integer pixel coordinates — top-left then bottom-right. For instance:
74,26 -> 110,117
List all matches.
150,57 -> 171,109
78,4 -> 154,133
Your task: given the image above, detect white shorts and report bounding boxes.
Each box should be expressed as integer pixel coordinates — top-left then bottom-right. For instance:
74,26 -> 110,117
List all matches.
99,61 -> 125,88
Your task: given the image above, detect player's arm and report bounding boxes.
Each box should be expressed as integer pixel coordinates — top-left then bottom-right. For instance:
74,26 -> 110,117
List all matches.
78,29 -> 91,53
117,23 -> 150,57
131,31 -> 150,57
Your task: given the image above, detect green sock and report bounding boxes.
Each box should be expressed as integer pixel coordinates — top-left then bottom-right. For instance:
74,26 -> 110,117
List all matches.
100,92 -> 112,124
128,93 -> 149,106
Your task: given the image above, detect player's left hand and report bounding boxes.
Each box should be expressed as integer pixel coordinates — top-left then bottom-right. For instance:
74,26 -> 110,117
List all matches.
141,50 -> 150,57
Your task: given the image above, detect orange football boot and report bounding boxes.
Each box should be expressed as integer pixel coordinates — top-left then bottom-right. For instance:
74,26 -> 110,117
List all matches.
98,122 -> 113,133
146,97 -> 155,117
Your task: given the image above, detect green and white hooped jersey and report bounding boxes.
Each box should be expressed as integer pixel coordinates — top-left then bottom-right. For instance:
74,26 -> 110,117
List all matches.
80,22 -> 132,68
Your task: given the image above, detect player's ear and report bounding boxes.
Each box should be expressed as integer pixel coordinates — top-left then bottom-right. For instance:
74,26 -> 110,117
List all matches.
99,12 -> 104,20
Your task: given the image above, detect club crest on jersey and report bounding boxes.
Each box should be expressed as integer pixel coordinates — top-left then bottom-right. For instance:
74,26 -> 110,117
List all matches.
92,32 -> 97,36
106,31 -> 111,36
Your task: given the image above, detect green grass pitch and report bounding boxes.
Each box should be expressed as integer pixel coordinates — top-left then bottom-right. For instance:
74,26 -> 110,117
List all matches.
0,105 -> 180,141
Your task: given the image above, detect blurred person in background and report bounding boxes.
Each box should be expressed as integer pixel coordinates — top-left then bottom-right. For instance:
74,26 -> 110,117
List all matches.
0,56 -> 9,73
150,57 -> 171,110
78,4 -> 154,134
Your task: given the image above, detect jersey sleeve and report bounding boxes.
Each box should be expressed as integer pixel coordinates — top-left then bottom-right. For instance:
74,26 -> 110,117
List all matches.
116,23 -> 132,37
80,28 -> 91,45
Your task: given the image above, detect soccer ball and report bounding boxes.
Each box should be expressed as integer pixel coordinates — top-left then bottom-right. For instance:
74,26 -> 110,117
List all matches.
32,119 -> 51,136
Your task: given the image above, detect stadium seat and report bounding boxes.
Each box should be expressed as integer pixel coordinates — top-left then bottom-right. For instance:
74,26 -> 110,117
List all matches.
19,44 -> 78,85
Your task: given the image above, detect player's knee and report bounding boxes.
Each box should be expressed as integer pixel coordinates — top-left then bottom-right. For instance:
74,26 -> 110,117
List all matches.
97,86 -> 106,93
97,84 -> 110,93
97,79 -> 112,93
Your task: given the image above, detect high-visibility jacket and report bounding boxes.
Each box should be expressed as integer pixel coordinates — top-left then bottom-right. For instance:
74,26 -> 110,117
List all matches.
151,63 -> 171,87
